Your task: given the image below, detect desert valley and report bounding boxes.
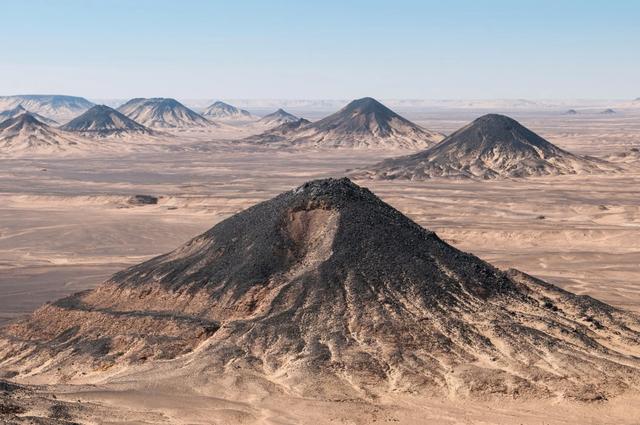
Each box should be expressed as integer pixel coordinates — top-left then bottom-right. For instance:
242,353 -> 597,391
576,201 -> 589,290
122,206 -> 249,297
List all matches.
0,93 -> 638,424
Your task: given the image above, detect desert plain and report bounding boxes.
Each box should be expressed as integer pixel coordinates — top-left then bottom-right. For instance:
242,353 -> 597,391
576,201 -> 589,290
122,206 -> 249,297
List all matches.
1,105 -> 639,424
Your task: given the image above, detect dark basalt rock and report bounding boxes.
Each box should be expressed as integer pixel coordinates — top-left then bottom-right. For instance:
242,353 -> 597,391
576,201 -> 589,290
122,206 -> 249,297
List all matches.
353,113 -> 619,179
1,178 -> 639,400
127,195 -> 158,205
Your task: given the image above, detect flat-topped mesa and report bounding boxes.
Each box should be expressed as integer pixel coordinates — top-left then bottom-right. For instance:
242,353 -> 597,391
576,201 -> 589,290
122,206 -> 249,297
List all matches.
0,94 -> 94,122
2,178 -> 639,400
353,113 -> 620,179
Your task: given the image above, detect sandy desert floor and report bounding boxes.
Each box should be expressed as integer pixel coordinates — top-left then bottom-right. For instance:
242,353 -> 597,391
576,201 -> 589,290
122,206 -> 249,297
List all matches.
1,109 -> 639,423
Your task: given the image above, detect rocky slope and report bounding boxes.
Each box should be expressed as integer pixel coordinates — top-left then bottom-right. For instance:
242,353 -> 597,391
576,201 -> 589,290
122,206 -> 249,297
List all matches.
117,98 -> 212,128
243,118 -> 311,144
61,105 -> 153,137
0,105 -> 58,126
353,114 -> 620,179
1,178 -> 639,401
0,113 -> 87,153
607,147 -> 640,165
0,95 -> 94,123
202,101 -> 253,120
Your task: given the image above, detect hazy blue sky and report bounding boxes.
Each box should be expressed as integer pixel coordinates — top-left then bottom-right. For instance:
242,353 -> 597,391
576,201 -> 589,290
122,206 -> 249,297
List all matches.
1,0 -> 638,99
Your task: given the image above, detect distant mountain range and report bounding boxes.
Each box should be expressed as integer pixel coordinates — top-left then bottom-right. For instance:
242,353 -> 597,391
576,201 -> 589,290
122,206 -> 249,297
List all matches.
353,114 -> 620,179
117,98 -> 212,128
202,101 -> 253,120
196,98 -> 640,111
0,95 -> 94,122
247,97 -> 444,149
61,105 -> 153,137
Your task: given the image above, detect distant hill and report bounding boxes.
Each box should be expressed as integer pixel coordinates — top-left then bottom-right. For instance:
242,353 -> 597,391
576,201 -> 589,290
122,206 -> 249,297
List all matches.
601,108 -> 616,114
290,97 -> 443,148
258,108 -> 299,127
0,95 -> 94,122
565,109 -> 577,115
61,105 -> 153,137
353,114 -> 619,179
0,112 -> 87,153
0,105 -> 58,126
117,98 -> 212,128
202,101 -> 253,120
248,97 -> 444,149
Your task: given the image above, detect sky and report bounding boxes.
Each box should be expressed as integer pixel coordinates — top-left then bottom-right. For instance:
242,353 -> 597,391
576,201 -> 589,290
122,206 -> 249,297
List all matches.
1,0 -> 638,100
